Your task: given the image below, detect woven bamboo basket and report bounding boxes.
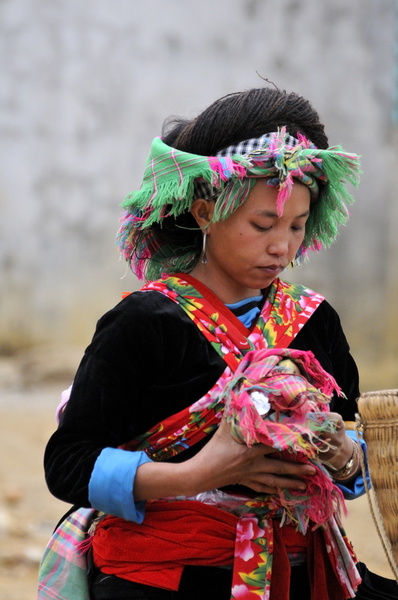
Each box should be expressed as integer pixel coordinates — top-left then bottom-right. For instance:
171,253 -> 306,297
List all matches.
356,389 -> 398,579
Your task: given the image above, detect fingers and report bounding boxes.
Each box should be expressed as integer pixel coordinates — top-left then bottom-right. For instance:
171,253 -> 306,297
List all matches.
239,455 -> 317,494
263,455 -> 316,478
327,412 -> 345,430
318,427 -> 354,471
208,419 -> 319,493
317,412 -> 346,452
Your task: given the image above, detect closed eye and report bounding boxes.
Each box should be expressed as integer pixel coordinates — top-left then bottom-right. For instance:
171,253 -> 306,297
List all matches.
292,215 -> 309,232
253,223 -> 272,232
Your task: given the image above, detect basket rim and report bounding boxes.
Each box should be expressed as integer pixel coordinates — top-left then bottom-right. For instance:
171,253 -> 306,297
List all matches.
359,389 -> 398,397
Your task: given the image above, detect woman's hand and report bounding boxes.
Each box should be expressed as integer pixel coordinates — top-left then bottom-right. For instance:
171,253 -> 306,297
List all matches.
134,417 -> 317,501
317,412 -> 354,471
186,417 -> 317,495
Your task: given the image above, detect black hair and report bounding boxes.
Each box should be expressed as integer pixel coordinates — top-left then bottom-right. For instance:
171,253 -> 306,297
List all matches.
162,87 -> 328,154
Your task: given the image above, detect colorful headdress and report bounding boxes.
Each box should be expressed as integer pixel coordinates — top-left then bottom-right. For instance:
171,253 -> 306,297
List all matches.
117,129 -> 361,281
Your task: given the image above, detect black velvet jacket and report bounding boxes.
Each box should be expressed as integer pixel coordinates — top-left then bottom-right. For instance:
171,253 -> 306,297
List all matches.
44,289 -> 360,508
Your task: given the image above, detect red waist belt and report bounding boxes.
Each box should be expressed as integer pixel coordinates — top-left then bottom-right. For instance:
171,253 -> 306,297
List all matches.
92,499 -> 346,600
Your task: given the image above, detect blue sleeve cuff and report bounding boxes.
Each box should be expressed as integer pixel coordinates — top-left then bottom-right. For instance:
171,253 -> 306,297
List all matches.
88,447 -> 153,522
335,430 -> 370,499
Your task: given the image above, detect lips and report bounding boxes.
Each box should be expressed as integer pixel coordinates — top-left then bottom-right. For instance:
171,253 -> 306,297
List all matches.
259,264 -> 284,275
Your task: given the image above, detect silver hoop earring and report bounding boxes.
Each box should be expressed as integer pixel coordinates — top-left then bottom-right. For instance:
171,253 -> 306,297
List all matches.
202,232 -> 208,264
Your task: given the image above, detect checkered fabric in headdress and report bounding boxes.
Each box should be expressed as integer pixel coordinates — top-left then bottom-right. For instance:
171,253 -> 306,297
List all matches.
117,128 -> 361,281
193,132 -> 300,200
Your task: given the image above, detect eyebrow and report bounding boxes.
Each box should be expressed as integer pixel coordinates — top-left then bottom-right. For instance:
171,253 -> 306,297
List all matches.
254,210 -> 310,218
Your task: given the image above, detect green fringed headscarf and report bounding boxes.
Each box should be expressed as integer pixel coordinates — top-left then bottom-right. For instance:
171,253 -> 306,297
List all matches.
117,128 -> 361,281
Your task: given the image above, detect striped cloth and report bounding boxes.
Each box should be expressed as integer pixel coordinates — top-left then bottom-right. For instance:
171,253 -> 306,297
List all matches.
37,507 -> 96,600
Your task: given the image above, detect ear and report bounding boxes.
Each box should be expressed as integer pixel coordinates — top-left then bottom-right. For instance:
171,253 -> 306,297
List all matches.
190,199 -> 215,231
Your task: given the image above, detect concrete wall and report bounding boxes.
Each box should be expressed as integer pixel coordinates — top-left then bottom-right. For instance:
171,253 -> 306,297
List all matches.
1,0 -> 397,387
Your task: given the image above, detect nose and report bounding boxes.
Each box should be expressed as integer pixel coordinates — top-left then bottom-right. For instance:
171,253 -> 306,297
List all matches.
267,233 -> 289,257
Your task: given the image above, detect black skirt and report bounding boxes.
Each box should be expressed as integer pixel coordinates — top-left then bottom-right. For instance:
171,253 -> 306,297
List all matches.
91,563 -> 397,600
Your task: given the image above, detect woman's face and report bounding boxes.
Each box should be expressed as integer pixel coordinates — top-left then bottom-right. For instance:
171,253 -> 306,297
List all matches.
191,179 -> 311,303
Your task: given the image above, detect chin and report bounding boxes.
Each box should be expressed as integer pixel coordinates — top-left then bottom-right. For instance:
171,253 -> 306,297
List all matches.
254,276 -> 276,289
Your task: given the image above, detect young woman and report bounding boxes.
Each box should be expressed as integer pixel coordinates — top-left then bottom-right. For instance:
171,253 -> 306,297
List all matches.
41,87 -> 388,600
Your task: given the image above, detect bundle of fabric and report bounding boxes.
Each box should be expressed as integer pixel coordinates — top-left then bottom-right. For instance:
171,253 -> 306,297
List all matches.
214,347 -> 346,530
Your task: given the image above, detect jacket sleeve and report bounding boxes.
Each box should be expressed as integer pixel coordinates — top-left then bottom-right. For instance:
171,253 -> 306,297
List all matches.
44,297 -> 160,513
44,291 -> 225,514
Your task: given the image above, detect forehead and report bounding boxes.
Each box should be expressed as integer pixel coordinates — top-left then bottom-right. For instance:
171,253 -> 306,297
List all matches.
239,179 -> 311,216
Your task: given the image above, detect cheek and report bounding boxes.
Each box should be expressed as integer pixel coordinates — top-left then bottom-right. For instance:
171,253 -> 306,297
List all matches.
226,229 -> 246,246
290,233 -> 305,255
298,229 -> 306,245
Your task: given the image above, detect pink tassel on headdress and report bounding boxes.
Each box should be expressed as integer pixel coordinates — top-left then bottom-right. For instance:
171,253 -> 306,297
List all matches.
208,157 -> 247,183
276,180 -> 293,216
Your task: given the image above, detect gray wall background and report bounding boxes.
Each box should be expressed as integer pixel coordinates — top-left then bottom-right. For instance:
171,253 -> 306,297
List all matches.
1,0 -> 397,389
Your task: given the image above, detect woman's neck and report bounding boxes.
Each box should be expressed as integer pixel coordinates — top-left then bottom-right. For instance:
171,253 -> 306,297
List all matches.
188,265 -> 266,304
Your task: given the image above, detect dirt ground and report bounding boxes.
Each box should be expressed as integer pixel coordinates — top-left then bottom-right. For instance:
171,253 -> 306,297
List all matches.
0,355 -> 396,600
